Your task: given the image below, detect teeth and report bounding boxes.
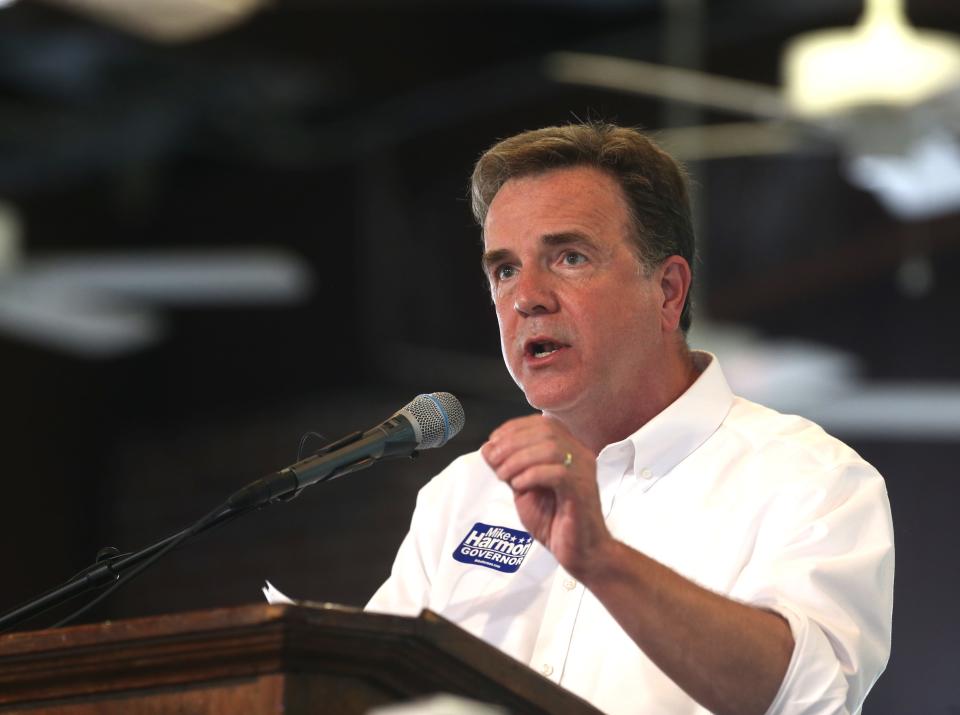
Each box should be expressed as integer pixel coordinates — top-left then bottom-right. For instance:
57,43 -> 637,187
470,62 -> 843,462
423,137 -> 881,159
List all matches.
533,343 -> 559,358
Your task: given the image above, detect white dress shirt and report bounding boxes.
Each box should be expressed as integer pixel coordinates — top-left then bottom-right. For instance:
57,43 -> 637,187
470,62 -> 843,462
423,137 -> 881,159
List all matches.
367,353 -> 894,715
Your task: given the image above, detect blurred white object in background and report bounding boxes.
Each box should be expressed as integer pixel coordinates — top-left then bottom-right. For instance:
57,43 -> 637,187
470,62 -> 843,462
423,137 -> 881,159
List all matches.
845,129 -> 960,220
368,694 -> 506,715
0,248 -> 313,358
39,0 -> 268,43
0,201 -> 23,275
688,321 -> 859,413
689,321 -> 960,439
784,0 -> 960,116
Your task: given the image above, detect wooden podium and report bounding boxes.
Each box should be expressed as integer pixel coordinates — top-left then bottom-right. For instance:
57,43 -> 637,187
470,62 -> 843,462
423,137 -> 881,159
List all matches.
0,603 -> 603,714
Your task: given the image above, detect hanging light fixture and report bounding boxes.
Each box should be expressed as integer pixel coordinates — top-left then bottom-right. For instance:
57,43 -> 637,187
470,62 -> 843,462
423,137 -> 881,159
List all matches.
784,0 -> 960,117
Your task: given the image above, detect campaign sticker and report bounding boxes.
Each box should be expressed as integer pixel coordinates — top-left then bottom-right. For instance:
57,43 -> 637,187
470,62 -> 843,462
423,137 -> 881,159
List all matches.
452,522 -> 534,573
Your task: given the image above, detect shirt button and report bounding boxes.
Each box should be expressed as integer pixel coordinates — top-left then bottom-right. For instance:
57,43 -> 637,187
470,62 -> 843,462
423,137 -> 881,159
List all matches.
541,664 -> 554,677
640,467 -> 653,479
562,578 -> 577,591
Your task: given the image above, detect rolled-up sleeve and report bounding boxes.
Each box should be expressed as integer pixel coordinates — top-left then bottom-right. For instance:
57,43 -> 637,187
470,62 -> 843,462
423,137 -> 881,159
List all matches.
731,461 -> 895,715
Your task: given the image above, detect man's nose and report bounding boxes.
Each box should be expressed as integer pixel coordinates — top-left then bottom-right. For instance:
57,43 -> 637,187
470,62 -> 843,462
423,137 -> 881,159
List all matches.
513,267 -> 558,316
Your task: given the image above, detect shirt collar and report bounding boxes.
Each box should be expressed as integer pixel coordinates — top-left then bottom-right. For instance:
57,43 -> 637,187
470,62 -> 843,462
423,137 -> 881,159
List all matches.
598,351 -> 734,484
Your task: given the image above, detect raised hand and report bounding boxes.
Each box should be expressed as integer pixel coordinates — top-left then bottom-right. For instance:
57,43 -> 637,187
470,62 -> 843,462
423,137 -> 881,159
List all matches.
481,414 -> 612,579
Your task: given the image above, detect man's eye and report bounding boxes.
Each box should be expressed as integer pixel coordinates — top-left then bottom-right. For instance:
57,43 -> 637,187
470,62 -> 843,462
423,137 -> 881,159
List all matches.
495,265 -> 517,280
562,251 -> 587,266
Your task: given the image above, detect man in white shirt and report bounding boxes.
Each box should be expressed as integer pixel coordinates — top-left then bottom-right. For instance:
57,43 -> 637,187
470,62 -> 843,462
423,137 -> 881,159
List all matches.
368,123 -> 894,715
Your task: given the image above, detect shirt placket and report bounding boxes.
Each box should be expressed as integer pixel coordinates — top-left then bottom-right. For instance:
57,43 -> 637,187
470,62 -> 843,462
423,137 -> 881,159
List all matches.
527,452 -> 630,683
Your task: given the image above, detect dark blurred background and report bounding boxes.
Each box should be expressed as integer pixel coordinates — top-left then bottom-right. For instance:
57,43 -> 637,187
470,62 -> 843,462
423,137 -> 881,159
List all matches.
1,0 -> 958,712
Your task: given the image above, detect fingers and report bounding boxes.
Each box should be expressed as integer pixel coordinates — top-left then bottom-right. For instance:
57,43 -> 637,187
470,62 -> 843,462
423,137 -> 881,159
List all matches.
486,416 -> 549,457
482,414 -> 589,493
484,437 -> 563,475
508,463 -> 570,493
483,417 -> 563,471
502,441 -> 568,480
486,414 -> 572,451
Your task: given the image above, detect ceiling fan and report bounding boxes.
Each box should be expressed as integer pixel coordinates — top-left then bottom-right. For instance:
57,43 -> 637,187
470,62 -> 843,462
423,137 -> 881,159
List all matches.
544,0 -> 960,220
0,202 -> 312,358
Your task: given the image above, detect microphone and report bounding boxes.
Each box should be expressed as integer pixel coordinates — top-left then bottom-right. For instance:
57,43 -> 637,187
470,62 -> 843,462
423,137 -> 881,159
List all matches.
228,392 -> 465,510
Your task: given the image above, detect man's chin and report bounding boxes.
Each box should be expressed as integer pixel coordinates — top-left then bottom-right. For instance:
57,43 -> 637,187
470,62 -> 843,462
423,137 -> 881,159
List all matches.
521,384 -> 585,415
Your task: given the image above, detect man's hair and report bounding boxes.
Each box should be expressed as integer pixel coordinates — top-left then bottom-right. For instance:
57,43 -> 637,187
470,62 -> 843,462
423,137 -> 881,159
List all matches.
470,121 -> 695,333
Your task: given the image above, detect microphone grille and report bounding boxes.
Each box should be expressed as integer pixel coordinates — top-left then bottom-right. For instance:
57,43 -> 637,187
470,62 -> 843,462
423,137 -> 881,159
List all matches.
403,392 -> 466,449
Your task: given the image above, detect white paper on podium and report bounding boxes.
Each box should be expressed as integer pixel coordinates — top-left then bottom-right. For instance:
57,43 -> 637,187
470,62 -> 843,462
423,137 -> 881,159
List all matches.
261,580 -> 296,605
369,694 -> 507,715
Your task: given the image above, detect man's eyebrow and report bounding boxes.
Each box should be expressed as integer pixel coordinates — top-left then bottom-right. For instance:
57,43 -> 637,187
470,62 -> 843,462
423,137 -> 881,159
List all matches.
541,231 -> 596,249
481,248 -> 512,273
482,232 -> 597,271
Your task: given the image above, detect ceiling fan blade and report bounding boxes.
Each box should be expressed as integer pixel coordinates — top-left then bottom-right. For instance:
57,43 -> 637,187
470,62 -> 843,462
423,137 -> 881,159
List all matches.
544,51 -> 788,121
922,84 -> 960,135
39,0 -> 267,43
655,121 -> 824,161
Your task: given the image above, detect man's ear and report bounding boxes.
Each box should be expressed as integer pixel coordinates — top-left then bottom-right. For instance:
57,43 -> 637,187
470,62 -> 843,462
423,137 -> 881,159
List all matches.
658,255 -> 692,333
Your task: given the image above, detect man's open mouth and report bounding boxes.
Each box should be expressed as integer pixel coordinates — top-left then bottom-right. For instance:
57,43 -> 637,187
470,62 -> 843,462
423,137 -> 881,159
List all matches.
526,340 -> 566,358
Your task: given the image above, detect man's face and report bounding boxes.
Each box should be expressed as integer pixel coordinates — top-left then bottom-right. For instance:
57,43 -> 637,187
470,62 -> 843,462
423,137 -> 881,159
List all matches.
482,166 -> 676,417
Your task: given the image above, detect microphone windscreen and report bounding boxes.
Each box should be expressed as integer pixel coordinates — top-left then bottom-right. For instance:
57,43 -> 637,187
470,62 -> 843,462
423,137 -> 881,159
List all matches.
398,392 -> 465,449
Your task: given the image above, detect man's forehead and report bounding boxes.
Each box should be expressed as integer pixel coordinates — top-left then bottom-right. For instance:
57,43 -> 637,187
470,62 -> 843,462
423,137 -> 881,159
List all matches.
485,166 -> 627,227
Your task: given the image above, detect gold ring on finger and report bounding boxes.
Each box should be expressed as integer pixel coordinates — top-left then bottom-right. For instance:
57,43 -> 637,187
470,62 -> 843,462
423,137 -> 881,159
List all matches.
562,452 -> 573,468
